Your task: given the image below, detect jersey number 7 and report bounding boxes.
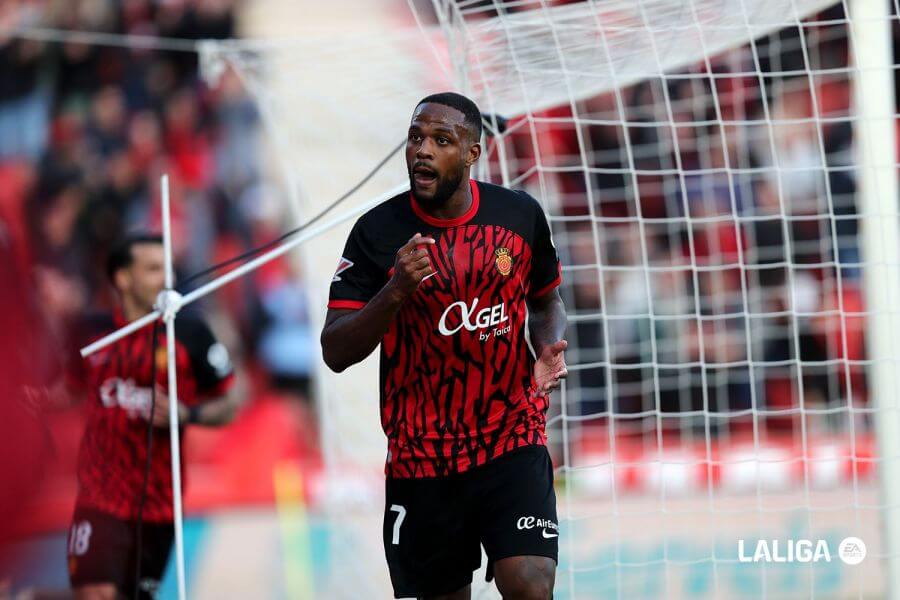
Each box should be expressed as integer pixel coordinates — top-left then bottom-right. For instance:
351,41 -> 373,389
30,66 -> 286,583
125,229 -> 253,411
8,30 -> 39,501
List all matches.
389,504 -> 406,545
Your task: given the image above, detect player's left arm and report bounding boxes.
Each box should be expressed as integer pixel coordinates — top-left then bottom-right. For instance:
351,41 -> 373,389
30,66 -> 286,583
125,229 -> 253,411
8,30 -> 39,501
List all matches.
523,190 -> 567,393
150,316 -> 242,428
527,288 -> 568,393
190,386 -> 242,425
150,382 -> 242,427
150,373 -> 243,428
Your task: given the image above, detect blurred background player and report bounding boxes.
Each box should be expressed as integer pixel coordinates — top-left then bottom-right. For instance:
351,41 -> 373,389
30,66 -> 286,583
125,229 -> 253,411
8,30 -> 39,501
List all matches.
67,234 -> 240,600
321,93 -> 568,600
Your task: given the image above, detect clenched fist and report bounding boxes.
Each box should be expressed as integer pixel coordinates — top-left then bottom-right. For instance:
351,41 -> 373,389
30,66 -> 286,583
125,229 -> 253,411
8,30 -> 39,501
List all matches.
389,232 -> 436,299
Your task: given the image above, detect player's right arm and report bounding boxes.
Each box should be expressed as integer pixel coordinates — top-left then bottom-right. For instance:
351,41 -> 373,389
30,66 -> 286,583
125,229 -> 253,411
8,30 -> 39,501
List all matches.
321,233 -> 434,373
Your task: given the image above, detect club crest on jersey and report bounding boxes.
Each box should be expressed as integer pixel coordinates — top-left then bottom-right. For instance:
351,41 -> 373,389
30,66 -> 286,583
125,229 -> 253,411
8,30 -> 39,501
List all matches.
155,346 -> 167,370
495,247 -> 513,276
332,257 -> 354,282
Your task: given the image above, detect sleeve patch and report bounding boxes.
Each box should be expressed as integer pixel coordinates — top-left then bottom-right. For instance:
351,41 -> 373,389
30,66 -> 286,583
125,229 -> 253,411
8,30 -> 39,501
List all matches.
206,342 -> 233,378
332,257 -> 354,283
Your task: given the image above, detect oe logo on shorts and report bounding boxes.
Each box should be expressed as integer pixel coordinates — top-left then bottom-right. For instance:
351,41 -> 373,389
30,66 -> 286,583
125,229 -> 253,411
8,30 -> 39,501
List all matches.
517,516 -> 559,539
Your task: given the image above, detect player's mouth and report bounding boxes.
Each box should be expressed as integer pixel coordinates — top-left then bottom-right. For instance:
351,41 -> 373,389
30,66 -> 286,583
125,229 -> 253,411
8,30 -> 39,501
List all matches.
413,165 -> 438,189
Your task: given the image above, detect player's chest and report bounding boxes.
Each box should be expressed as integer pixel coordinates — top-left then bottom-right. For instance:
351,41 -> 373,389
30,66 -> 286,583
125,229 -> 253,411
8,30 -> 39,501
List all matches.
85,335 -> 193,387
381,224 -> 533,297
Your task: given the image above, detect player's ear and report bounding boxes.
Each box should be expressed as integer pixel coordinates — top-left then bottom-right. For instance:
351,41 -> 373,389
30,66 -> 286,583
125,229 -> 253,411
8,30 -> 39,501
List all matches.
465,139 -> 482,166
113,269 -> 129,293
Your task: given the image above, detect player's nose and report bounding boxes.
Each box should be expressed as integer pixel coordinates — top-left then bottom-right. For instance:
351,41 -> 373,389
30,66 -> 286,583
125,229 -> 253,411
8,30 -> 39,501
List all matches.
416,138 -> 435,159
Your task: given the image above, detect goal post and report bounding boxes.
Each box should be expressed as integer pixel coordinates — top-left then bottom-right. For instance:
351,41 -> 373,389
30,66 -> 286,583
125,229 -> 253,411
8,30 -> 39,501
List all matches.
851,0 -> 900,596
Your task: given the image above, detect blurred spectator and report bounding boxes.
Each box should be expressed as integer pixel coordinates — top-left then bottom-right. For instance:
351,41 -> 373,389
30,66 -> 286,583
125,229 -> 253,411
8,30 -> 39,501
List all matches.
257,261 -> 315,397
86,86 -> 128,157
213,68 -> 261,195
0,3 -> 51,160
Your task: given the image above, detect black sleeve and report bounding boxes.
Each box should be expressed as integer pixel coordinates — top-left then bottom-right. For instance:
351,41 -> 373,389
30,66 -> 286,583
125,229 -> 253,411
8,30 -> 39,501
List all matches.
327,218 -> 385,309
174,315 -> 234,397
522,192 -> 562,298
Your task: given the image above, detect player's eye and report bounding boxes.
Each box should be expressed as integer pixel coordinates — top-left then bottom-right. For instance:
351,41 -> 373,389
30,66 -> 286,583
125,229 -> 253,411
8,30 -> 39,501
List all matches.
409,132 -> 422,143
437,137 -> 449,145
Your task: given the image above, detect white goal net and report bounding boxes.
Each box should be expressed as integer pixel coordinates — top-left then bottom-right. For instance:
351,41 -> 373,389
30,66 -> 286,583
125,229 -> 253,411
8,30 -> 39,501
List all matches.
206,0 -> 900,597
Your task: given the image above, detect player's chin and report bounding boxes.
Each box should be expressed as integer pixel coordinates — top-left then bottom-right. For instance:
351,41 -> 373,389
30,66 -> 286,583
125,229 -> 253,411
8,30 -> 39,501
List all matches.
411,180 -> 437,200
413,169 -> 444,191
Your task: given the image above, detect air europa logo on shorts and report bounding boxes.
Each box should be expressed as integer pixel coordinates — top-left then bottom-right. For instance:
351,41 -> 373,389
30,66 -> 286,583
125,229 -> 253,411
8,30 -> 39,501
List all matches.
438,297 -> 509,337
517,516 -> 558,539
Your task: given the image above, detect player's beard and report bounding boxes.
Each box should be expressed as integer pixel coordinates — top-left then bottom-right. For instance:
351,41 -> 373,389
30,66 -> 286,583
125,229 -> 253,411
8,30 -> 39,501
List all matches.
409,161 -> 465,209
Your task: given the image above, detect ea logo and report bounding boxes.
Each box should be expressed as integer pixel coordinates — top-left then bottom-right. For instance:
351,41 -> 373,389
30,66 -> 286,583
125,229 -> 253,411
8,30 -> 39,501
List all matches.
838,537 -> 867,565
517,516 -> 535,530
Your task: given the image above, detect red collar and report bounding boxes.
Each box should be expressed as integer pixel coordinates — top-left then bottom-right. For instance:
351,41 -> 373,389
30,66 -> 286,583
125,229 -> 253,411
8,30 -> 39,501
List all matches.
112,308 -> 128,328
113,307 -> 156,328
410,179 -> 480,227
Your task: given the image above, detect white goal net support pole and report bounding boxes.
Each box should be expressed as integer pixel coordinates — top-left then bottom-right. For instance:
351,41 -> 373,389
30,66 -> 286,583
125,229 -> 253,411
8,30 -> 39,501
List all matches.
851,0 -> 900,596
159,175 -> 188,600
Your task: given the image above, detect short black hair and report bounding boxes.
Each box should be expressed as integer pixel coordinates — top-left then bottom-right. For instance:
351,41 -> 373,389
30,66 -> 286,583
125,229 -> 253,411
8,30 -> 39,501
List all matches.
416,92 -> 483,142
106,233 -> 163,282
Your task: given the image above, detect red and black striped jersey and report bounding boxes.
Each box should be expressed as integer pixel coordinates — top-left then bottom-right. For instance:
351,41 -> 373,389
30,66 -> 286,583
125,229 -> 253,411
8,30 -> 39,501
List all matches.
329,180 -> 562,478
71,311 -> 234,522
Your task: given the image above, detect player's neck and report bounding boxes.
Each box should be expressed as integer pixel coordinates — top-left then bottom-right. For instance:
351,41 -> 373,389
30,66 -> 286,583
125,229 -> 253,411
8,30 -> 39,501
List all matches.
424,178 -> 472,221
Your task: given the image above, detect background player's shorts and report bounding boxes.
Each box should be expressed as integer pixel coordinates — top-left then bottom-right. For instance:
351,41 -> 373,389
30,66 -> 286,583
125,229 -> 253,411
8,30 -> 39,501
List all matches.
383,445 -> 558,598
67,505 -> 174,599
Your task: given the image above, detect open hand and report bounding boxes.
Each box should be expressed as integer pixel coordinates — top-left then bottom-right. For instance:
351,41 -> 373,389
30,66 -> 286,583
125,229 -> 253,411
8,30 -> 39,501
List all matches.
534,340 -> 568,394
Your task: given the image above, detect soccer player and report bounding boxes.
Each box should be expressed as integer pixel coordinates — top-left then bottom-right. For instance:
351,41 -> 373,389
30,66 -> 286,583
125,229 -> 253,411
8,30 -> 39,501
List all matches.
68,234 -> 240,600
321,92 -> 567,600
